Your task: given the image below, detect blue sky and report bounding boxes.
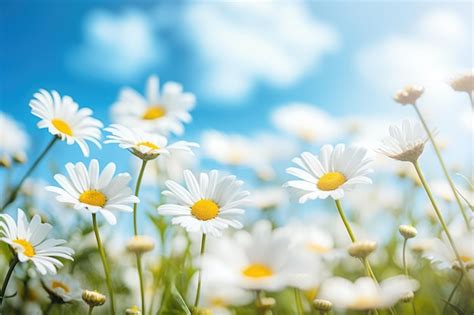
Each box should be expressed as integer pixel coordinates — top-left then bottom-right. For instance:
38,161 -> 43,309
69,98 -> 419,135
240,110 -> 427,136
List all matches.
0,0 -> 472,179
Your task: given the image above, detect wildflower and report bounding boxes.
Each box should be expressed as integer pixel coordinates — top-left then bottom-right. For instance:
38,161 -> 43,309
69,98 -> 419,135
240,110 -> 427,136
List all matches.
82,290 -> 106,307
393,85 -> 424,105
41,274 -> 81,303
126,235 -> 155,255
0,112 -> 29,165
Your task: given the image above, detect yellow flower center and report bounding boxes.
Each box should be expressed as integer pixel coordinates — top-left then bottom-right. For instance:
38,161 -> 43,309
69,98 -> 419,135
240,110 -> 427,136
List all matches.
304,288 -> 319,301
242,263 -> 273,279
13,239 -> 35,257
306,242 -> 330,254
52,281 -> 70,293
460,255 -> 472,263
137,141 -> 160,151
142,106 -> 166,120
191,199 -> 219,221
352,296 -> 377,309
79,190 -> 107,207
317,172 -> 346,191
51,118 -> 73,136
211,298 -> 226,307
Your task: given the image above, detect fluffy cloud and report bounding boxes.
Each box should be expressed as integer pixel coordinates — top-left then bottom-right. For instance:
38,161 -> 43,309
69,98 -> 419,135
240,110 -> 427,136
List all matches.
183,2 -> 340,100
68,9 -> 161,82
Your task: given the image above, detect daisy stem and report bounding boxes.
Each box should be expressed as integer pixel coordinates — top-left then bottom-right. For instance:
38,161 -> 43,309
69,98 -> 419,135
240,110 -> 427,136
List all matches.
468,91 -> 474,110
193,233 -> 207,309
87,306 -> 94,315
136,254 -> 146,315
1,136 -> 57,211
0,256 -> 18,310
402,239 -> 408,276
412,104 -> 471,230
92,213 -> 116,315
412,161 -> 467,275
334,199 -> 356,242
133,160 -> 148,236
443,271 -> 463,315
294,288 -> 304,315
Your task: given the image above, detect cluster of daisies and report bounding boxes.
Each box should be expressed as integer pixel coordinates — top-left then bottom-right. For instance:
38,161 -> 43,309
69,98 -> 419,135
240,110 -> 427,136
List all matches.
0,71 -> 473,315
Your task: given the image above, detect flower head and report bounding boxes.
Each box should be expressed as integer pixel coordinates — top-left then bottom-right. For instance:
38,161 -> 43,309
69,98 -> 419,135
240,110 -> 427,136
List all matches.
111,75 -> 195,136
42,274 -> 82,303
82,290 -> 106,307
158,170 -> 249,237
0,112 -> 30,166
104,124 -> 198,160
393,85 -> 424,105
377,119 -> 430,163
450,70 -> 474,93
126,235 -> 155,254
29,89 -> 103,157
285,144 -> 373,202
424,230 -> 473,270
319,276 -> 419,310
46,159 -> 139,225
0,209 -> 74,274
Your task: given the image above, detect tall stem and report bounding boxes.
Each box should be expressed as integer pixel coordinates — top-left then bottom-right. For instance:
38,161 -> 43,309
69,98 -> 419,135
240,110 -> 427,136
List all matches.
92,214 -> 116,314
443,272 -> 464,315
468,92 -> 473,110
136,254 -> 146,315
412,104 -> 470,229
133,160 -> 148,236
402,239 -> 408,276
294,288 -> 304,315
87,306 -> 94,315
1,137 -> 57,211
0,256 -> 18,309
412,161 -> 467,275
193,233 -> 207,308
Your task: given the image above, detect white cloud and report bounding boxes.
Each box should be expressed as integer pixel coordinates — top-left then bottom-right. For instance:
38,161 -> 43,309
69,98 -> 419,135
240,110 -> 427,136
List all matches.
183,2 -> 340,100
68,9 -> 161,82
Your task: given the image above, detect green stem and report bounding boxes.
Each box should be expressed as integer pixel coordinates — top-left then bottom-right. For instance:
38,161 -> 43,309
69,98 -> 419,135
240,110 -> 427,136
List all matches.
402,239 -> 408,276
44,303 -> 54,315
412,161 -> 467,275
0,256 -> 18,309
1,136 -> 57,211
92,213 -> 116,314
443,272 -> 464,315
294,288 -> 304,315
413,104 -> 470,230
468,92 -> 473,110
133,160 -> 148,236
87,306 -> 94,315
193,233 -> 207,308
136,254 -> 146,315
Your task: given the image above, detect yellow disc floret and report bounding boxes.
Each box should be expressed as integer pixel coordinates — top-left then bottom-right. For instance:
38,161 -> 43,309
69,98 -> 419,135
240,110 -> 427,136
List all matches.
242,263 -> 273,279
142,106 -> 166,120
13,239 -> 35,257
136,141 -> 160,151
317,172 -> 346,191
191,199 -> 219,221
52,118 -> 73,136
79,190 -> 107,207
52,281 -> 70,293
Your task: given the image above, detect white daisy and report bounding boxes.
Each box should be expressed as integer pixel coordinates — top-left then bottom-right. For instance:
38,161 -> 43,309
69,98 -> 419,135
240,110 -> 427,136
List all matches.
29,89 -> 103,157
104,124 -> 198,160
377,119 -> 430,163
449,70 -> 474,94
46,159 -> 139,225
393,85 -> 424,105
319,276 -> 419,310
0,112 -> 30,165
158,170 -> 249,237
285,144 -> 373,202
272,103 -> 341,143
0,209 -> 74,275
42,274 -> 82,303
423,230 -> 474,270
203,220 -> 308,291
111,75 -> 195,136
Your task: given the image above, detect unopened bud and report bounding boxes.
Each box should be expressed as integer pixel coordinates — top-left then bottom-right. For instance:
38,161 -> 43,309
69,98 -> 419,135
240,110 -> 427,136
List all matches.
82,290 -> 106,307
348,240 -> 377,258
126,235 -> 155,254
258,297 -> 276,311
12,152 -> 27,164
399,225 -> 417,239
0,155 -> 11,168
393,85 -> 424,105
313,299 -> 332,311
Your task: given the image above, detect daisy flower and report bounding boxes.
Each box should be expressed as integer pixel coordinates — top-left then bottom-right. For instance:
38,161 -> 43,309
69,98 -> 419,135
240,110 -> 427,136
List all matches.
449,70 -> 474,94
377,119 -> 430,163
158,170 -> 249,237
29,89 -> 103,157
0,112 -> 30,166
393,85 -> 424,105
46,159 -> 139,225
285,144 -> 373,202
42,274 -> 82,303
319,276 -> 419,310
423,230 -> 474,270
0,209 -> 74,275
104,124 -> 198,161
111,75 -> 195,136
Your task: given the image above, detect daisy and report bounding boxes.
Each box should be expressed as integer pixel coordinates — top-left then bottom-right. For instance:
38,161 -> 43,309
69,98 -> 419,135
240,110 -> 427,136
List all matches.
285,144 -> 373,202
393,85 -> 424,105
423,230 -> 474,270
377,119 -> 430,163
158,170 -> 249,237
0,112 -> 30,166
42,274 -> 82,303
203,220 -> 308,292
272,103 -> 341,143
104,124 -> 199,161
0,209 -> 74,275
111,75 -> 195,136
449,70 -> 474,94
318,276 -> 419,310
46,159 -> 139,225
29,89 -> 103,157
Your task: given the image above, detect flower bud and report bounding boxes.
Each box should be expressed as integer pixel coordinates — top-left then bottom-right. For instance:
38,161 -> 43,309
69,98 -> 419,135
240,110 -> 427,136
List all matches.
82,290 -> 106,307
0,155 -> 11,168
126,235 -> 155,254
399,225 -> 417,239
348,240 -> 377,258
450,72 -> 474,93
313,299 -> 332,311
258,297 -> 276,311
126,305 -> 142,315
12,152 -> 27,164
393,85 -> 424,105
400,291 -> 414,303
